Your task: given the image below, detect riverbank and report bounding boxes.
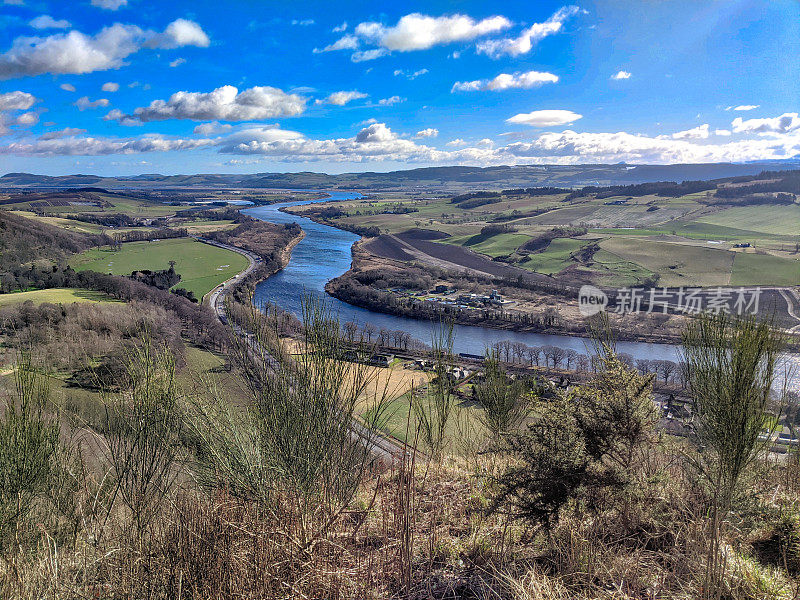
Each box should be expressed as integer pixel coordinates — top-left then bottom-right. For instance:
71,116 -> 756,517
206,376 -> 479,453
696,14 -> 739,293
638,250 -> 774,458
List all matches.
325,238 -> 692,346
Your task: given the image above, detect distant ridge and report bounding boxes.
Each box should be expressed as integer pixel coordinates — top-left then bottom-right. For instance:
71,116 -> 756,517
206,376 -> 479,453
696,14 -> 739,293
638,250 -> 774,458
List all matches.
3,161 -> 800,191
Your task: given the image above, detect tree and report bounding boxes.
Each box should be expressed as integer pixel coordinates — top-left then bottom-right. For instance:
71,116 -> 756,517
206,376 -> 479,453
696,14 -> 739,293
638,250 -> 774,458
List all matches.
681,312 -> 788,597
0,353 -> 61,550
475,353 -> 534,438
490,346 -> 656,532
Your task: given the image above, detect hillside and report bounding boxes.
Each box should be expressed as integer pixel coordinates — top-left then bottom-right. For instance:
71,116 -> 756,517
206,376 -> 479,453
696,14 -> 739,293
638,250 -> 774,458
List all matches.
0,210 -> 109,271
4,161 -> 800,192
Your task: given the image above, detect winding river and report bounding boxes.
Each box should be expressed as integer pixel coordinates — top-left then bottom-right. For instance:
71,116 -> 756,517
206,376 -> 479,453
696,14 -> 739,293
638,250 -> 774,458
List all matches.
245,191 -> 682,361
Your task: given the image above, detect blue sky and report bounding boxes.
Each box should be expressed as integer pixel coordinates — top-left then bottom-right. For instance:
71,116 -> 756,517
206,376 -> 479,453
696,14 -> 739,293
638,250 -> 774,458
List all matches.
0,0 -> 799,175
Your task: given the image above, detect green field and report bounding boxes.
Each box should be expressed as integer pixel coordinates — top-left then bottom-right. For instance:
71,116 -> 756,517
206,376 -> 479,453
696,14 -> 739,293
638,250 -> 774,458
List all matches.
70,238 -> 248,298
519,238 -> 587,275
0,288 -> 115,307
599,238 -> 735,286
444,232 -> 530,257
696,205 -> 800,236
730,252 -> 800,286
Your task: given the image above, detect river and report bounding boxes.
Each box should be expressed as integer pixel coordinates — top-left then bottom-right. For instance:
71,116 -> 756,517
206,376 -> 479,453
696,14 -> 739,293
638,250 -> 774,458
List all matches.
243,191 -> 687,362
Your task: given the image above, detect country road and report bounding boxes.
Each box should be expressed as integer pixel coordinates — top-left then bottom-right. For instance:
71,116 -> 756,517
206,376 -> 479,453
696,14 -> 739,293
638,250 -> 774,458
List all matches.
195,236 -> 412,465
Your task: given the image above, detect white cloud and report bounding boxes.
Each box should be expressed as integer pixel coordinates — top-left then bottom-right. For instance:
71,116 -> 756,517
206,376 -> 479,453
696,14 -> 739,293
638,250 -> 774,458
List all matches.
39,127 -> 86,140
313,35 -> 359,53
116,85 -> 307,122
452,70 -> 558,92
0,134 -> 214,156
193,121 -> 232,135
14,111 -> 38,125
672,123 -> 709,140
59,83 -> 75,92
394,68 -> 428,79
611,70 -> 631,80
30,15 -> 70,29
319,12 -> 510,60
446,138 -> 467,147
101,81 -> 119,92
333,22 -> 348,33
350,48 -> 388,62
728,104 -> 759,111
714,129 -> 731,136
0,90 -> 37,111
74,96 -> 109,110
169,57 -> 186,67
506,109 -> 582,127
0,19 -> 209,80
90,0 -> 127,10
291,19 -> 315,26
415,128 -> 438,138
477,6 -> 579,58
316,90 -> 368,106
731,112 -> 800,134
378,95 -> 404,106
354,13 -> 511,52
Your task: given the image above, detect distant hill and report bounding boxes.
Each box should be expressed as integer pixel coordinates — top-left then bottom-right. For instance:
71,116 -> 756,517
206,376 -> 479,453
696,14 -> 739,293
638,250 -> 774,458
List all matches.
3,161 -> 800,192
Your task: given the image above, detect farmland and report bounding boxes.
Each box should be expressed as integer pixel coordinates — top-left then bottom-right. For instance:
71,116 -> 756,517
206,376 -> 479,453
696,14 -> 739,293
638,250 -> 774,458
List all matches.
289,187 -> 800,289
70,238 -> 248,298
0,288 -> 116,307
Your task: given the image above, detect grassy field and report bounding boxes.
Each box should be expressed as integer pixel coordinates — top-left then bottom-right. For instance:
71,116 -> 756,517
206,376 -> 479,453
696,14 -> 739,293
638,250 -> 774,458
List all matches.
70,238 -> 248,298
444,232 -> 530,257
730,252 -> 800,286
695,205 -> 800,236
519,238 -> 588,275
599,238 -> 735,286
0,288 -> 115,307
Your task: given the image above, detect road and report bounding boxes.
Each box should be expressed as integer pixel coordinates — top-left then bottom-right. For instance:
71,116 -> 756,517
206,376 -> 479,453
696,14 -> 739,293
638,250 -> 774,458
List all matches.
196,236 -> 411,465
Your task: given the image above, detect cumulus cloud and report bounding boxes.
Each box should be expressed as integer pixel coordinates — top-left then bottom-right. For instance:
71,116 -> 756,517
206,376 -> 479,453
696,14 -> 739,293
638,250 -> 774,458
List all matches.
39,127 -> 86,140
193,121 -> 232,135
378,95 -> 404,106
477,6 -> 580,58
101,81 -> 119,92
611,70 -> 631,80
0,90 -> 37,111
115,85 -> 307,122
332,22 -> 348,33
415,128 -> 438,138
452,70 -> 558,92
169,57 -> 186,67
731,112 -> 800,134
672,123 -> 709,140
0,19 -> 210,80
355,13 -> 510,51
316,90 -> 368,105
14,111 -> 38,125
91,0 -> 127,10
319,12 -> 510,60
30,15 -> 70,29
59,83 -> 75,92
446,138 -> 467,147
506,109 -> 582,127
74,96 -> 109,110
714,129 -> 731,136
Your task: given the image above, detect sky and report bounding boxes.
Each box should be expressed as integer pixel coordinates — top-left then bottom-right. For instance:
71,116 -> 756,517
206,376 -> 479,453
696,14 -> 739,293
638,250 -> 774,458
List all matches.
0,0 -> 799,176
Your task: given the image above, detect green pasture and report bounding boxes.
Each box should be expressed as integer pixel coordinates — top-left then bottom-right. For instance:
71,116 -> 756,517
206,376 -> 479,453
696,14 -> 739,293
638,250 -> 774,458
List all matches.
70,238 -> 248,298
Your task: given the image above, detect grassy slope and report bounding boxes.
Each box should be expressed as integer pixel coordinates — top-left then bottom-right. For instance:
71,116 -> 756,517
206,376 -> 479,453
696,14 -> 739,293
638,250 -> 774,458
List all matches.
0,288 -> 116,307
70,238 -> 248,298
695,205 -> 800,236
519,238 -> 587,275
